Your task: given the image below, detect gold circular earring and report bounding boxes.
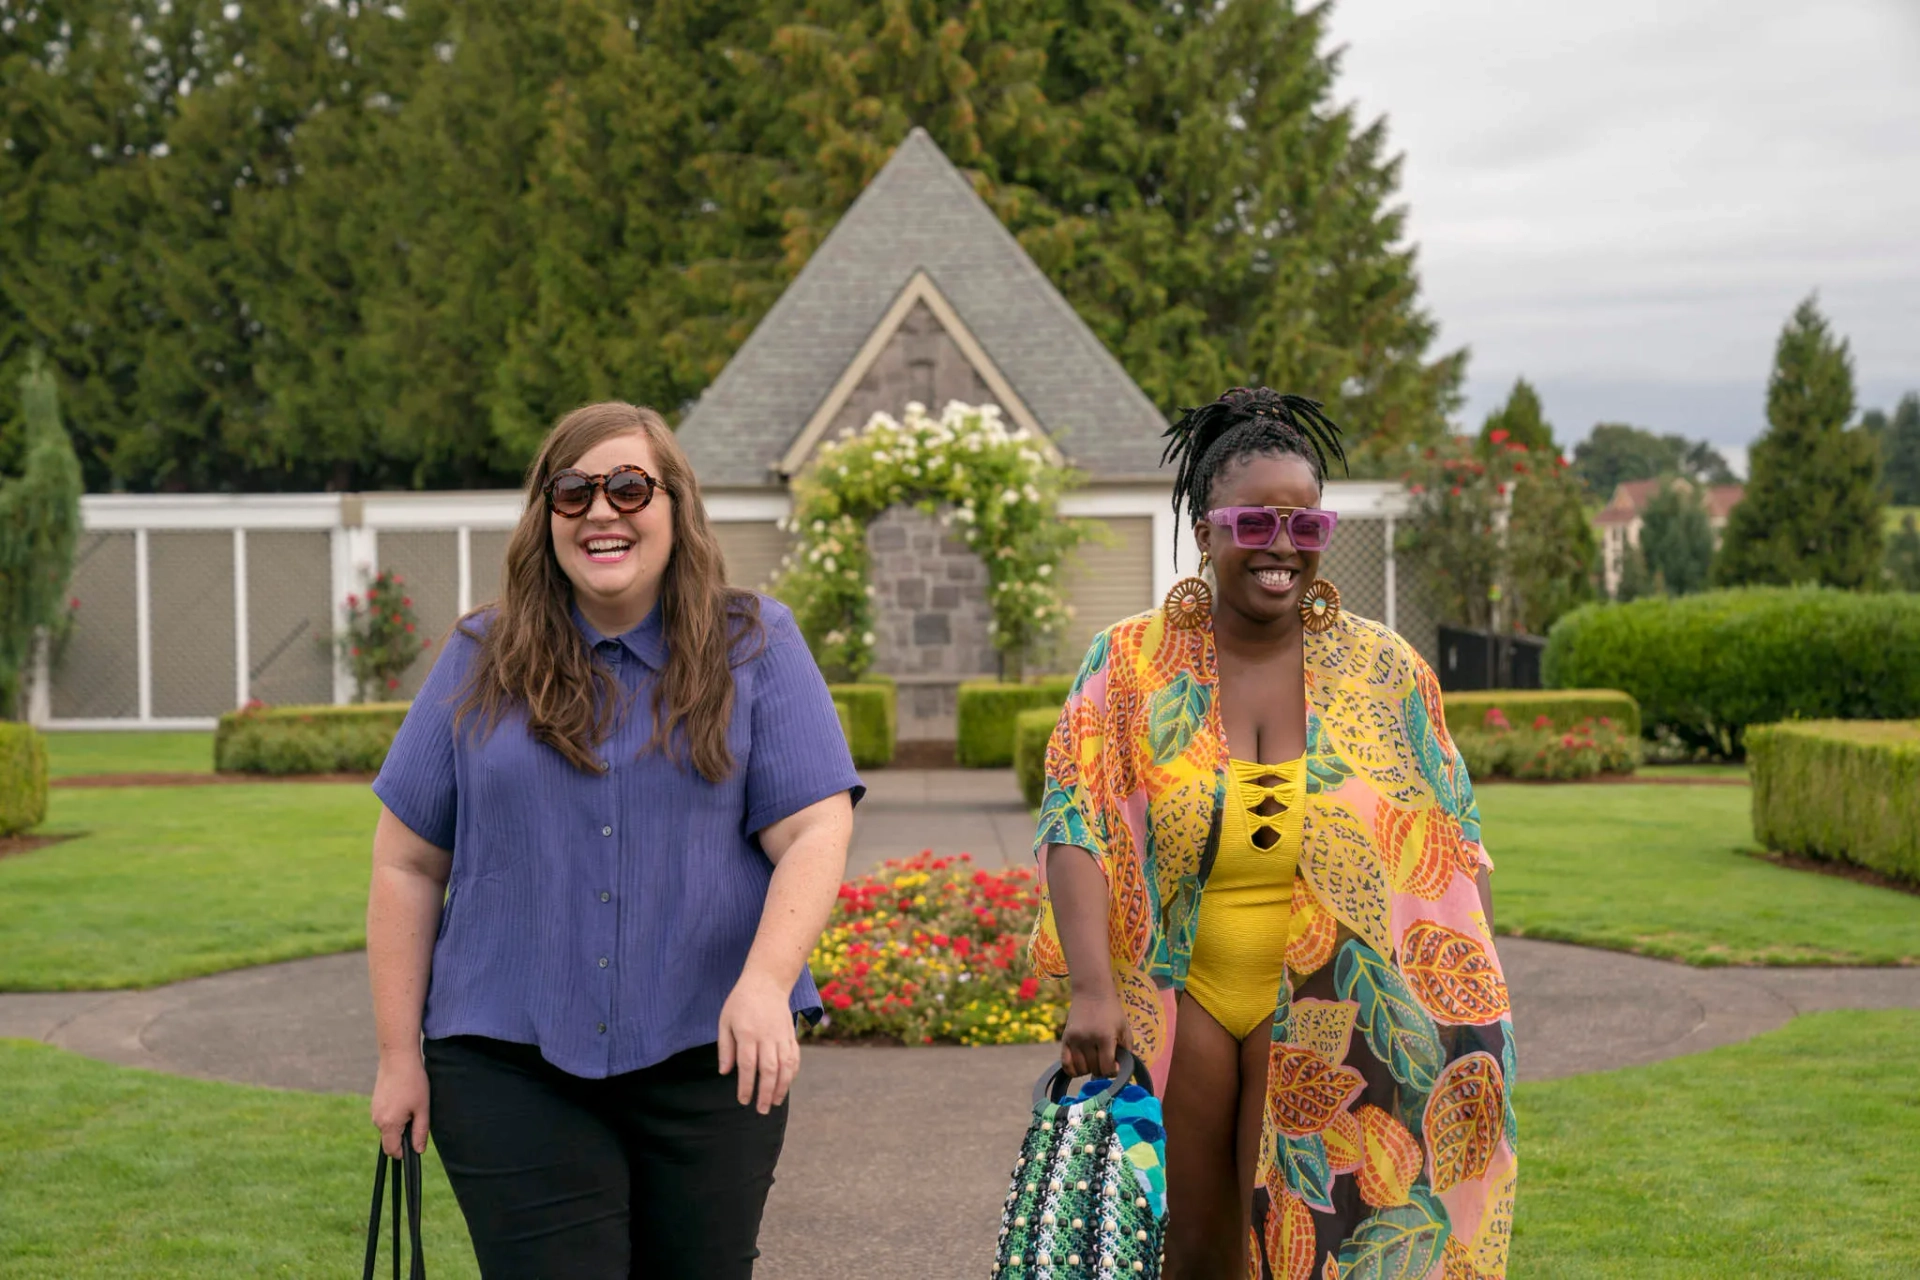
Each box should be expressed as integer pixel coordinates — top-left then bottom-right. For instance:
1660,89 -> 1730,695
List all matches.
1299,578 -> 1342,633
1163,552 -> 1214,630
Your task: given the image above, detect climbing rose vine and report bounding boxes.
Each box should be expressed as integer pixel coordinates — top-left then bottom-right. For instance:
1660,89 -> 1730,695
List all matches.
774,401 -> 1091,681
336,569 -> 430,701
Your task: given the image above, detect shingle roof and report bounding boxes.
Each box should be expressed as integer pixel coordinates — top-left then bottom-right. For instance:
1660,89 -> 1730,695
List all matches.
678,129 -> 1171,488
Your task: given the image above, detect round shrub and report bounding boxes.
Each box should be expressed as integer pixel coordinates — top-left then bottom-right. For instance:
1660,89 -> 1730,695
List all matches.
0,722 -> 48,835
1543,588 -> 1920,756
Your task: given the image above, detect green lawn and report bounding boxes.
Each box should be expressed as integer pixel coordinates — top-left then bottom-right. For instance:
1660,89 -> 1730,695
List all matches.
4,1010 -> 1917,1277
1632,762 -> 1749,781
1512,1010 -> 1920,1276
1480,784 -> 1920,966
44,731 -> 214,778
0,1039 -> 478,1279
0,783 -> 378,991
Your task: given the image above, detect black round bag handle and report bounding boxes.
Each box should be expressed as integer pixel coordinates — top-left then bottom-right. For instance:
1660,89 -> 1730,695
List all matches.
1031,1048 -> 1155,1112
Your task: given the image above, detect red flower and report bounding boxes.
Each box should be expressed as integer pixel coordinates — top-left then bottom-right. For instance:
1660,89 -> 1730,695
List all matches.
830,994 -> 853,1011
1533,715 -> 1552,730
1489,428 -> 1509,444
1562,734 -> 1578,748
1599,716 -> 1613,728
386,677 -> 400,690
1496,483 -> 1507,496
1017,977 -> 1040,1002
350,646 -> 360,657
346,594 -> 359,607
1409,483 -> 1425,495
402,597 -> 413,607
68,596 -> 79,610
422,638 -> 432,648
405,623 -> 416,633
1449,486 -> 1462,498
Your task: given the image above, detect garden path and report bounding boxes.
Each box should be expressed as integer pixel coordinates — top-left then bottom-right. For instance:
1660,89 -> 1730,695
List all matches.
7,767 -> 1919,1278
6,939 -> 1920,1278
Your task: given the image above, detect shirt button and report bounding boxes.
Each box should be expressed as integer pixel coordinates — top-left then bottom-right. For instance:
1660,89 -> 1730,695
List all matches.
601,825 -> 613,837
596,1022 -> 607,1035
599,891 -> 611,903
598,956 -> 609,969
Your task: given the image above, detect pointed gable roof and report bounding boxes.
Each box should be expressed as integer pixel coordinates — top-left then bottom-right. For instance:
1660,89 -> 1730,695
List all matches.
678,129 -> 1170,488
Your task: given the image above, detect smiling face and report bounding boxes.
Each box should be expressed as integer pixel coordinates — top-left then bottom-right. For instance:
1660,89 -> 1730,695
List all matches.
1194,451 -> 1324,631
548,430 -> 674,635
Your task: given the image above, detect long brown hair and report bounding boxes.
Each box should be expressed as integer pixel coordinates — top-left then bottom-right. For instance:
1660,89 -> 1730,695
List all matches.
456,402 -> 761,782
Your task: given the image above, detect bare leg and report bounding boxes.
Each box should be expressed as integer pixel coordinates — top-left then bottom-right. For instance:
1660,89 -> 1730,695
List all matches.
1163,992 -> 1243,1280
1235,1015 -> 1274,1254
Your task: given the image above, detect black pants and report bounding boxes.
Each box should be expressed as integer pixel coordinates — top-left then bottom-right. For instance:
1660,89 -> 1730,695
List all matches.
423,1035 -> 788,1279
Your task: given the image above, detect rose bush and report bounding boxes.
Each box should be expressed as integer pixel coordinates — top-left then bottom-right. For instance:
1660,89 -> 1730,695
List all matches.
806,851 -> 1066,1046
1454,709 -> 1641,781
336,569 -> 431,702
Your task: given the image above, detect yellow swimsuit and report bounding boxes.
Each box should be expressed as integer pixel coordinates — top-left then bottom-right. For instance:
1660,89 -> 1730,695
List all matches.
1184,756 -> 1304,1040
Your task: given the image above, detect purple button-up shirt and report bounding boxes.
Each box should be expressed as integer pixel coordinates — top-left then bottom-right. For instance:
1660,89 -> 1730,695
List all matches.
372,596 -> 863,1079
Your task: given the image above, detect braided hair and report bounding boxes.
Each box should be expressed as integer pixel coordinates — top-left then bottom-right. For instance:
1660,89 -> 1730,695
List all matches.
1159,386 -> 1348,563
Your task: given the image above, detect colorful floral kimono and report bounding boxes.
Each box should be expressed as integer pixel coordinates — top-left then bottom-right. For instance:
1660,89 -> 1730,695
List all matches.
1031,606 -> 1517,1280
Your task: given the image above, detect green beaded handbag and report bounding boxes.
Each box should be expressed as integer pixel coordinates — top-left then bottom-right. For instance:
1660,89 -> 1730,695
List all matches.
993,1050 -> 1168,1278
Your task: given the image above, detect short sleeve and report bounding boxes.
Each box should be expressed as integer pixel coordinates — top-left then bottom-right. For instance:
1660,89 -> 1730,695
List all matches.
1032,630 -> 1112,866
371,625 -> 479,851
741,603 -> 865,837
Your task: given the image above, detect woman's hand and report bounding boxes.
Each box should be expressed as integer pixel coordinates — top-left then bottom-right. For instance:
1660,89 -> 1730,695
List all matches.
717,971 -> 801,1115
371,1052 -> 431,1157
1060,980 -> 1132,1079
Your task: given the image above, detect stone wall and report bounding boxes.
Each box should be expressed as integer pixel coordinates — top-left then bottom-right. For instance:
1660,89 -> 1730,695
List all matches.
867,505 -> 998,741
827,299 -> 995,435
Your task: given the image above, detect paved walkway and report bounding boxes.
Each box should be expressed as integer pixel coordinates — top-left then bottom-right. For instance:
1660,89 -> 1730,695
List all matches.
8,941 -> 1920,1278
6,768 -> 1920,1277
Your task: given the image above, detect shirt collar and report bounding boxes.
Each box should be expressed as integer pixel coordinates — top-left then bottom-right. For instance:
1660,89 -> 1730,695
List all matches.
571,601 -> 667,670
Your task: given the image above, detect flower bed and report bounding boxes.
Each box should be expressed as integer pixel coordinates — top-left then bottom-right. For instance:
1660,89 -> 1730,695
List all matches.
1453,708 -> 1640,781
807,852 -> 1066,1046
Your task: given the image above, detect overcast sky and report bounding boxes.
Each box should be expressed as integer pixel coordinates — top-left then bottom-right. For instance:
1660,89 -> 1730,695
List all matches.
1322,0 -> 1920,472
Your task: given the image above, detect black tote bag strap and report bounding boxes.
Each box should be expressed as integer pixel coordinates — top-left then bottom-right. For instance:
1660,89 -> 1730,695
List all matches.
364,1122 -> 427,1280
1031,1048 -> 1155,1111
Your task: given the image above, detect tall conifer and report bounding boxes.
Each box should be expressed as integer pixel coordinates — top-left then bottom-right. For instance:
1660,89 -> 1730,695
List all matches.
1715,296 -> 1883,588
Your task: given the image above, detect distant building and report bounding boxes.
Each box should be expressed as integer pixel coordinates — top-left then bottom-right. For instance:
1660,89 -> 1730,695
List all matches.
1593,478 -> 1744,596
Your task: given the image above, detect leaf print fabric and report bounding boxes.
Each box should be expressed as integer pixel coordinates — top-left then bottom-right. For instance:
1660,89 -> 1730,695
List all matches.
1030,607 -> 1517,1278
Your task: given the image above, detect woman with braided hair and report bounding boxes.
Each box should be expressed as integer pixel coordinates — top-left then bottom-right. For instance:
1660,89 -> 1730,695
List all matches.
1031,387 -> 1516,1278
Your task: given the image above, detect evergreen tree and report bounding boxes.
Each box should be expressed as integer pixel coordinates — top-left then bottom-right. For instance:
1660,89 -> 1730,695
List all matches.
1878,392 -> 1920,506
1714,296 -> 1882,589
4,0 -> 1460,489
1886,513 -> 1920,592
0,354 -> 83,716
1638,480 -> 1713,595
1479,378 -> 1554,453
1614,539 -> 1652,602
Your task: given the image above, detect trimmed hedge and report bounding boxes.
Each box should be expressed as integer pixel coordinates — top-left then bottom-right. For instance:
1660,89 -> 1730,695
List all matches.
215,703 -> 410,775
0,722 -> 48,835
827,682 -> 895,769
1748,719 -> 1920,883
957,677 -> 1074,768
1443,689 -> 1641,739
831,698 -> 853,749
1013,707 -> 1060,807
1544,588 -> 1920,756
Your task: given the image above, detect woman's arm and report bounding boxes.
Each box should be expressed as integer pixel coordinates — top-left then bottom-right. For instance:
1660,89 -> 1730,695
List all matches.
721,790 -> 855,1114
367,804 -> 453,1156
1045,843 -> 1130,1078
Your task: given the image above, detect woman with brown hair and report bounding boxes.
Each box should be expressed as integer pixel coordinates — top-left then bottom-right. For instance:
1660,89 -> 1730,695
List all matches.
366,403 -> 861,1278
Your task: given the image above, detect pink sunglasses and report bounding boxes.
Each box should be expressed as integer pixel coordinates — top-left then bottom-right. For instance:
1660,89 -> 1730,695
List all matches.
1205,505 -> 1339,552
